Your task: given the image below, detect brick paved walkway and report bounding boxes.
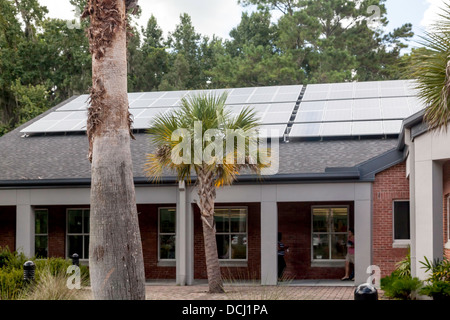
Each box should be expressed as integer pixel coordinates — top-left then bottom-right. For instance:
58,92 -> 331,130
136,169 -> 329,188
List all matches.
145,282 -> 364,300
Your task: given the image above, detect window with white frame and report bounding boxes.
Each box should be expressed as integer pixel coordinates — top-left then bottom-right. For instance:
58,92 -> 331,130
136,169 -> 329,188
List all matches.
35,209 -> 48,258
215,208 -> 248,261
312,206 -> 349,261
67,209 -> 90,259
393,201 -> 410,241
159,208 -> 176,260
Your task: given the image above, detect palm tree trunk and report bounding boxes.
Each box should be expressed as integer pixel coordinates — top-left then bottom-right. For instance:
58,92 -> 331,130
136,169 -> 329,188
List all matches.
84,0 -> 145,300
197,167 -> 224,293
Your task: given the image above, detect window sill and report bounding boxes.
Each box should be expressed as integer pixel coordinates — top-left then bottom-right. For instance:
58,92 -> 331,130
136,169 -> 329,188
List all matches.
157,260 -> 176,267
393,240 -> 411,248
219,261 -> 248,268
311,260 -> 345,268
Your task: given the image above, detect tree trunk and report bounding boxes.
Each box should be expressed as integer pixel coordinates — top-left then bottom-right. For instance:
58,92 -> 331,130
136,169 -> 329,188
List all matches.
197,167 -> 224,293
85,0 -> 145,300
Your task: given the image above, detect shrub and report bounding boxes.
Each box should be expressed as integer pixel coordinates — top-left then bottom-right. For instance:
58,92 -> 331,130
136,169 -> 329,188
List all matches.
380,250 -> 423,300
420,281 -> 450,300
0,247 -> 90,300
20,266 -> 91,300
381,274 -> 422,300
0,247 -> 27,271
419,257 -> 450,300
0,268 -> 26,300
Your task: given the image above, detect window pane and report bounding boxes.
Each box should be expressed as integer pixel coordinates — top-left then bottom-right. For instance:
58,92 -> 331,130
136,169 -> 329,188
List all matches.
312,234 -> 329,259
332,208 -> 348,232
215,209 -> 229,233
394,201 -> 410,240
331,234 -> 347,259
35,210 -> 48,234
313,208 -> 329,232
68,235 -> 83,257
160,235 -> 176,259
160,209 -> 176,233
68,210 -> 83,233
84,235 -> 89,260
231,234 -> 247,259
84,210 -> 90,233
216,234 -> 230,259
35,236 -> 48,258
230,209 -> 246,233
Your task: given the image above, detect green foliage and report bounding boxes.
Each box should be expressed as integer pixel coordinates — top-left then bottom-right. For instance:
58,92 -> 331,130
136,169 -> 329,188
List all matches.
0,247 -> 90,300
0,268 -> 25,300
419,256 -> 450,299
380,250 -> 422,300
10,79 -> 49,126
394,250 -> 411,278
420,281 -> 450,300
410,2 -> 450,131
380,273 -> 422,300
21,266 -> 91,300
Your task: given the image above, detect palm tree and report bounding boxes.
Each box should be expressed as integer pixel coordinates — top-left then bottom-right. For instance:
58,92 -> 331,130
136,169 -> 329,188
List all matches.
411,2 -> 450,131
144,92 -> 266,293
81,0 -> 146,299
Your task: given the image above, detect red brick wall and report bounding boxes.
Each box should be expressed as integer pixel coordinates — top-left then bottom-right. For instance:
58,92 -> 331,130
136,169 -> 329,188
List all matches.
0,206 -> 16,251
278,202 -> 354,280
46,206 -> 68,257
138,204 -> 177,280
40,204 -> 176,280
193,203 -> 261,280
443,161 -> 450,260
372,162 -> 410,277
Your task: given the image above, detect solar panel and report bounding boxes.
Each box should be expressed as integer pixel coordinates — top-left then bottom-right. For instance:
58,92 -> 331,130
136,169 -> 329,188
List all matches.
261,112 -> 292,124
352,121 -> 383,135
20,81 -> 424,136
383,120 -> 403,134
257,124 -> 287,138
323,109 -> 352,121
407,96 -> 425,113
321,122 -> 352,136
352,99 -> 379,109
266,103 -> 295,113
300,101 -> 327,111
289,123 -> 321,137
296,111 -> 324,122
352,108 -> 381,121
326,100 -> 352,110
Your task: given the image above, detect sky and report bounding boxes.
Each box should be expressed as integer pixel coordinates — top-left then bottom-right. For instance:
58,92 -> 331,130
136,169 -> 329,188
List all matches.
38,0 -> 447,48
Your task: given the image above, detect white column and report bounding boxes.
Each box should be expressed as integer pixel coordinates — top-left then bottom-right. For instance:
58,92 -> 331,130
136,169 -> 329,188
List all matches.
260,199 -> 278,285
16,190 -> 34,257
176,181 -> 187,285
414,160 -> 444,280
405,129 -> 417,277
354,183 -> 373,285
176,181 -> 195,285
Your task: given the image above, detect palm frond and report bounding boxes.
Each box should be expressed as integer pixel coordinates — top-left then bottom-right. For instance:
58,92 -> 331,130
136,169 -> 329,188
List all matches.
144,90 -> 270,187
412,2 -> 450,131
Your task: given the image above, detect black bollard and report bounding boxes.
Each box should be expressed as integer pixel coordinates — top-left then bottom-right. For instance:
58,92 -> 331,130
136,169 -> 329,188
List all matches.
23,261 -> 36,282
71,253 -> 80,266
354,283 -> 378,300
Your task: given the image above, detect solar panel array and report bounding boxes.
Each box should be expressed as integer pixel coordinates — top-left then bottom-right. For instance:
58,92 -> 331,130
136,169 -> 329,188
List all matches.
290,80 -> 424,138
21,85 -> 302,138
20,80 -> 425,139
